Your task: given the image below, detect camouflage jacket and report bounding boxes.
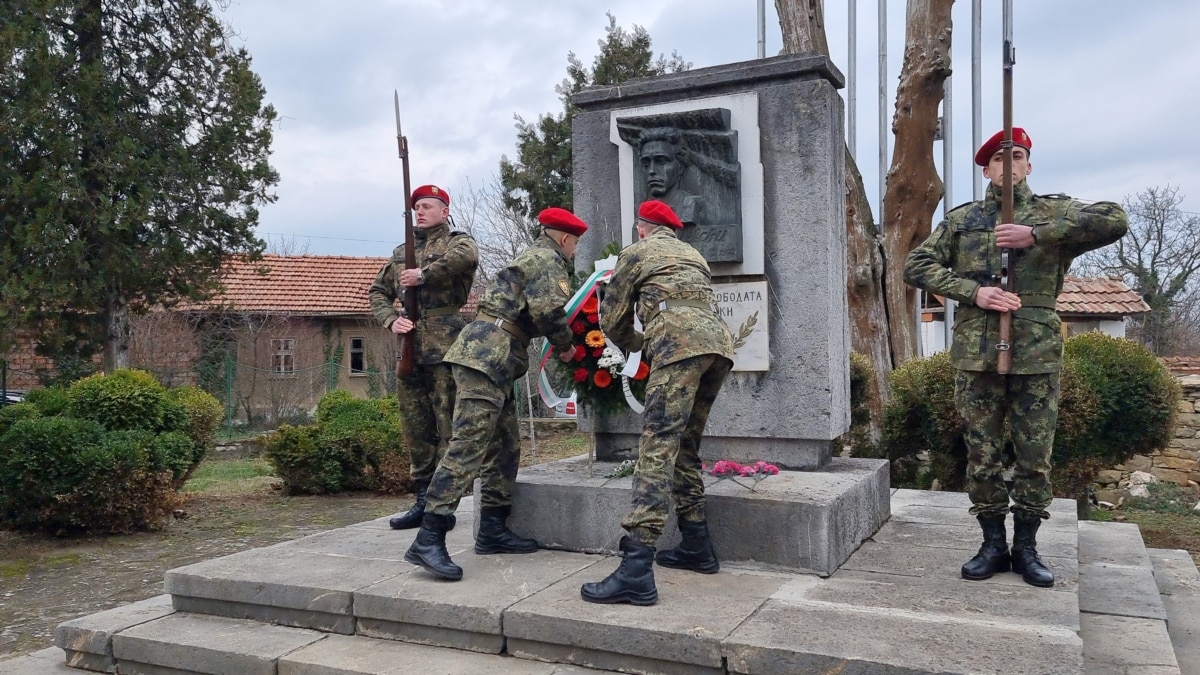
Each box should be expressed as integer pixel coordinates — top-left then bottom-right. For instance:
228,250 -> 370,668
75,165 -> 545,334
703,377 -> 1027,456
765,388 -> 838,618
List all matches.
903,181 -> 1127,374
601,226 -> 734,368
368,224 -> 478,365
443,235 -> 574,386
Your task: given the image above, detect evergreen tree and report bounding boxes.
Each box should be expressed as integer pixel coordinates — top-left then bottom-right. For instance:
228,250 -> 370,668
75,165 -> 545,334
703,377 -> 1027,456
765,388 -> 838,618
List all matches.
0,0 -> 278,370
498,13 -> 689,220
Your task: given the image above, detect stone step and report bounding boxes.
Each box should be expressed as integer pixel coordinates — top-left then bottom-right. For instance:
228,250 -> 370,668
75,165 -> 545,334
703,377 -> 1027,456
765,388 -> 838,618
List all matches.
1149,548 -> 1200,675
54,594 -> 176,671
0,647 -> 76,674
1079,521 -> 1180,674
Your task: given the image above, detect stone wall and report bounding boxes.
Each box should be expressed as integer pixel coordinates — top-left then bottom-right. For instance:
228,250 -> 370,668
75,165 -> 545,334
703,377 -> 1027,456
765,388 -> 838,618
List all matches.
1093,375 -> 1200,491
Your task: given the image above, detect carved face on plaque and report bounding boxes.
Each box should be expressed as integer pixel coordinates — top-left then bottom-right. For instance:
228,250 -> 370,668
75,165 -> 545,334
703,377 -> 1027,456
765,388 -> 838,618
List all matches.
639,140 -> 682,199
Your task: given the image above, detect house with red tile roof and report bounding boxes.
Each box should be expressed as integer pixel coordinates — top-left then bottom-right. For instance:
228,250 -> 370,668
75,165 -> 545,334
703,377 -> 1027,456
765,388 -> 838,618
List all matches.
918,276 -> 1150,356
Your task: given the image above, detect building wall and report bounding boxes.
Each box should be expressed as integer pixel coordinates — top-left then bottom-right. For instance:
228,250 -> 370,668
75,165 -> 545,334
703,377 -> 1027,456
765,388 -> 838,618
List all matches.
1093,375 -> 1200,491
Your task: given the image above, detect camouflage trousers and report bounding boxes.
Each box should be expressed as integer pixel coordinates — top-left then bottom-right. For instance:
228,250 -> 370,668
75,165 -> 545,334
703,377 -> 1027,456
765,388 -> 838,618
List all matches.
954,369 -> 1061,520
424,364 -> 521,517
397,361 -> 456,485
623,353 -> 732,546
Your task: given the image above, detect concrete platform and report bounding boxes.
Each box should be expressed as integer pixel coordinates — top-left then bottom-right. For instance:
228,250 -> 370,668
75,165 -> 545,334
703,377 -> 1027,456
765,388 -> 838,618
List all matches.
504,454 -> 890,575
1149,548 -> 1200,675
35,489 -> 1141,674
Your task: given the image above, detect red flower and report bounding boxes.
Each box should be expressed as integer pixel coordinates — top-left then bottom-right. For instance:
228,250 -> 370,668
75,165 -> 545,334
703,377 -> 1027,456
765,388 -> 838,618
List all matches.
574,348 -> 586,362
581,296 -> 599,314
593,370 -> 613,388
571,320 -> 586,334
633,362 -> 649,380
592,348 -> 604,357
573,368 -> 589,383
586,312 -> 600,324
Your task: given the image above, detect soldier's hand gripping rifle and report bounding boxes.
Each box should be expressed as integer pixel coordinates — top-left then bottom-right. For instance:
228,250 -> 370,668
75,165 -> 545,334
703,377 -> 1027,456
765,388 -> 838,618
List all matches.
996,0 -> 1016,374
394,91 -> 419,379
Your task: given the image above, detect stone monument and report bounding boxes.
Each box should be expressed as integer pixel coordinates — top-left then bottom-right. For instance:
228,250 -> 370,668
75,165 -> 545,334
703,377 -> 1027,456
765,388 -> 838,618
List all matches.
502,53 -> 890,576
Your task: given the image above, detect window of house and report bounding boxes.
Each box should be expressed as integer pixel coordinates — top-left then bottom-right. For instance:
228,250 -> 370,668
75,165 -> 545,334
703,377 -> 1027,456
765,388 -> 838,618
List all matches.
271,338 -> 295,376
349,337 -> 366,375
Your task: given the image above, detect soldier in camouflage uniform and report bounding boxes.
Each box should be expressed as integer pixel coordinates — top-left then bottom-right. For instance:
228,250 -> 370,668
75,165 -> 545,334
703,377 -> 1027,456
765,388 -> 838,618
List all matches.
404,207 -> 587,581
368,184 -> 478,532
904,129 -> 1127,588
581,200 -> 734,606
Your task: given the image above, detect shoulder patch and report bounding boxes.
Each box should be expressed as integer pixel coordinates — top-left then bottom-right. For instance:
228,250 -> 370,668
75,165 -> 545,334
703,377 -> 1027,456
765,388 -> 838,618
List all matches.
1038,193 -> 1071,200
557,278 -> 570,296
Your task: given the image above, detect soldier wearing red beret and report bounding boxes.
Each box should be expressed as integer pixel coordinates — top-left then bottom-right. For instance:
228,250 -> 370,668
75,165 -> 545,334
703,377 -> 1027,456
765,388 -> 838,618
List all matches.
580,200 -> 734,605
405,206 -> 588,581
904,130 -> 1128,589
369,184 -> 479,532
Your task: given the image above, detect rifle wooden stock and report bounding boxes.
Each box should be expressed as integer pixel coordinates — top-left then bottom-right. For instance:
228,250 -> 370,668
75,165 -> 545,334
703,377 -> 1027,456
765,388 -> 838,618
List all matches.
997,1 -> 1015,375
394,92 -> 418,379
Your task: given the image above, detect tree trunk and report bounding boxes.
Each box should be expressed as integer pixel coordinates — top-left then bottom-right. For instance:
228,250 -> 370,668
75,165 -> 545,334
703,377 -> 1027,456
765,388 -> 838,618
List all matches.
776,0 -> 893,440
881,0 -> 954,366
103,298 -> 131,372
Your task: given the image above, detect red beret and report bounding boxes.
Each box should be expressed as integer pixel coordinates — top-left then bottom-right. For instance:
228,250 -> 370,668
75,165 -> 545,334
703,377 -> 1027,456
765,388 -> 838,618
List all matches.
411,184 -> 449,206
637,200 -> 683,229
537,207 -> 588,236
974,127 -> 1032,166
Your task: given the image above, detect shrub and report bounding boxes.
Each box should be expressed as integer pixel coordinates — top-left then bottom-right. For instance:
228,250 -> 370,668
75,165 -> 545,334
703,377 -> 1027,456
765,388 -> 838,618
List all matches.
873,351 -> 962,488
67,369 -> 170,431
262,392 -> 408,495
24,386 -> 70,417
165,386 -> 224,476
0,418 -> 178,534
840,352 -> 877,456
0,402 -> 40,436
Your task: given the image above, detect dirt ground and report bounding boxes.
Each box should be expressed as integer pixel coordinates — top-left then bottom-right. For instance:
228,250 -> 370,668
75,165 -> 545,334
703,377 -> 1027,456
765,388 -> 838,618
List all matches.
0,430 -> 587,660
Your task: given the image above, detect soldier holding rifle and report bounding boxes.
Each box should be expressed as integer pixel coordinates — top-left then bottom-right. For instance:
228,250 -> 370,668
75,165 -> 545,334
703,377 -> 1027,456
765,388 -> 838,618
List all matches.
903,127 -> 1126,587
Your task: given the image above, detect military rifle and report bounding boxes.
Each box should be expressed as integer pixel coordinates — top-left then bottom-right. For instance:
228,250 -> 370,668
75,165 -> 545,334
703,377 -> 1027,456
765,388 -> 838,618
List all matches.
394,91 -> 419,379
996,0 -> 1015,374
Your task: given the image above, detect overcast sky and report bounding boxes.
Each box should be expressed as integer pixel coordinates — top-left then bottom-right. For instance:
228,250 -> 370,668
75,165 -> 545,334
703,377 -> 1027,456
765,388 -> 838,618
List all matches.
217,1 -> 1200,257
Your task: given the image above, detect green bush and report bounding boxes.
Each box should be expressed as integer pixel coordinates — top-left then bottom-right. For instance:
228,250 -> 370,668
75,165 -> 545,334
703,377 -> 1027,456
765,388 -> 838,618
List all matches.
67,369 -> 170,431
0,418 -> 178,534
24,386 -> 70,417
165,386 -> 223,474
876,333 -> 1178,499
262,392 -> 408,495
839,352 -> 877,456
0,402 -> 40,436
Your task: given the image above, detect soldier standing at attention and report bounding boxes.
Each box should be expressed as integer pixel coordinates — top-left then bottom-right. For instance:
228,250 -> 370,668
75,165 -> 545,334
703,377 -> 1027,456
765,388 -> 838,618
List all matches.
903,129 -> 1127,587
369,184 -> 478,532
581,200 -> 734,606
404,207 -> 586,580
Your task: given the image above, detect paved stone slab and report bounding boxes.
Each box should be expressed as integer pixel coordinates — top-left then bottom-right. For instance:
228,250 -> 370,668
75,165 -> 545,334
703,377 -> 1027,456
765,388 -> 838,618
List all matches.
890,503 -> 1079,534
1149,549 -> 1200,675
112,613 -> 325,675
840,538 -> 1079,592
0,647 -> 74,674
1080,521 -> 1153,568
868,518 -> 1078,559
269,519 -> 474,562
53,594 -> 174,672
356,549 -> 601,654
279,634 -> 606,674
166,548 -> 421,633
1080,561 -> 1168,621
509,455 -> 889,575
1081,613 -> 1180,674
724,597 -> 1083,674
817,569 -> 1079,631
891,490 -> 1078,517
504,565 -> 788,674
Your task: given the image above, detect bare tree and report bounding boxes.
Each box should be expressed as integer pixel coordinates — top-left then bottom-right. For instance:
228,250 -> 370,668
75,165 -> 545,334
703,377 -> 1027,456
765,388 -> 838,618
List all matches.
265,234 -> 312,257
453,175 -> 539,285
1075,186 -> 1200,355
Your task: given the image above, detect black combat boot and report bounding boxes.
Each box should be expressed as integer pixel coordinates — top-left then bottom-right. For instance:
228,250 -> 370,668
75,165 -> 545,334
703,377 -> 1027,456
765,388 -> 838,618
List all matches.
1011,511 -> 1055,588
474,505 -> 538,554
655,519 -> 720,574
580,536 -> 658,606
403,513 -> 463,581
389,482 -> 454,531
961,514 -> 1011,580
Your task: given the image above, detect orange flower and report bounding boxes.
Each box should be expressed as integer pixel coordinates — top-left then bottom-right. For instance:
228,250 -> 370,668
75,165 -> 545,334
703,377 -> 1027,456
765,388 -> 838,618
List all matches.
584,330 -> 606,348
633,362 -> 649,380
581,296 -> 599,314
593,370 -> 613,388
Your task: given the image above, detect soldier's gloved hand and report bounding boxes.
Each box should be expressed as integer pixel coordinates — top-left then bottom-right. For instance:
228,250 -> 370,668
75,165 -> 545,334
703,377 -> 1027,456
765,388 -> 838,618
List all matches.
390,317 -> 415,334
558,345 -> 578,363
400,268 -> 425,287
995,223 -> 1036,249
974,287 -> 1022,312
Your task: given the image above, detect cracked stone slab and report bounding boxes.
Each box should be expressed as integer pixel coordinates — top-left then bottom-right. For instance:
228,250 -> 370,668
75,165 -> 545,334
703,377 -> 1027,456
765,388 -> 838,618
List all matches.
53,594 -> 175,673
